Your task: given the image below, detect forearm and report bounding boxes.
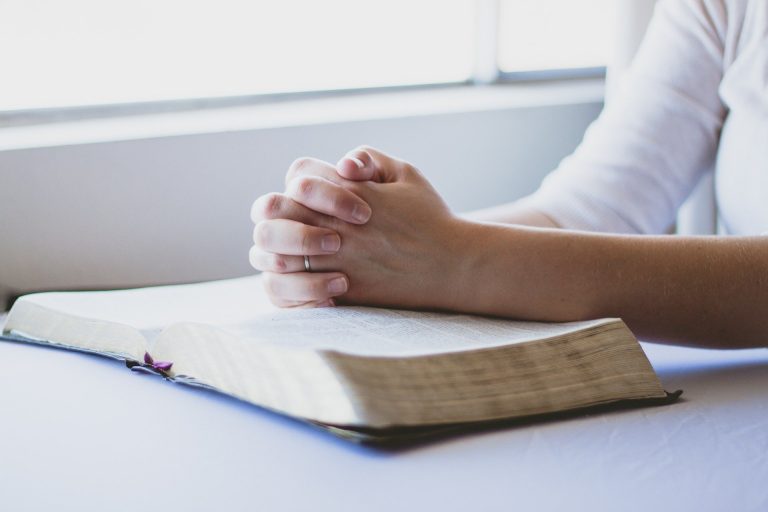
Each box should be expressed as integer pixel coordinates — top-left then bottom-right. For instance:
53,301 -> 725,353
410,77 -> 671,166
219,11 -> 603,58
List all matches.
448,221 -> 768,348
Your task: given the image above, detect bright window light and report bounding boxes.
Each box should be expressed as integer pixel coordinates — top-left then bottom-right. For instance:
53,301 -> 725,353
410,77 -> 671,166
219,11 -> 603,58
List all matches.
0,0 -> 475,111
498,0 -> 613,72
0,0 -> 615,115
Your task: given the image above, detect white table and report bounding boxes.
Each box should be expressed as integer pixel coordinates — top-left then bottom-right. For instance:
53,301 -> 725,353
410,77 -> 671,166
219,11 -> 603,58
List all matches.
1,326 -> 767,512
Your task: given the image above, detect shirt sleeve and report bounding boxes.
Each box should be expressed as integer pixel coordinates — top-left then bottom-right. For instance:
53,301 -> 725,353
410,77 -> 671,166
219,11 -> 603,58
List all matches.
524,0 -> 729,234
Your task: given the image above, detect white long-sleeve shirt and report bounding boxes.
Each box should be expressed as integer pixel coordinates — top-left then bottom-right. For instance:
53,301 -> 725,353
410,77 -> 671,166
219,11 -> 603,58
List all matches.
526,0 -> 767,236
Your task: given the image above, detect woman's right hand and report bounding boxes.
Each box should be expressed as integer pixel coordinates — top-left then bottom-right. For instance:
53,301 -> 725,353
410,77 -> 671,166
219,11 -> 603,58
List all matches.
249,148 -> 377,308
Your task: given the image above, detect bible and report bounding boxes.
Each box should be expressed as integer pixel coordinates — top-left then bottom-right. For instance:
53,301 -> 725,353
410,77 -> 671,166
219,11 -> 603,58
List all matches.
1,276 -> 678,442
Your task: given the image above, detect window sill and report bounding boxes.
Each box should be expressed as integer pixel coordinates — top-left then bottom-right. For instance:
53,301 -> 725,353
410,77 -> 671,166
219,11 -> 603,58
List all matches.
0,80 -> 603,152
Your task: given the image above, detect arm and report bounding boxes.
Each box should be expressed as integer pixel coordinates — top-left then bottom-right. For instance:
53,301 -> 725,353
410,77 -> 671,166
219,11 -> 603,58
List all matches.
448,221 -> 768,349
446,0 -> 728,232
248,2 -> 744,343
484,0 -> 728,234
251,148 -> 768,349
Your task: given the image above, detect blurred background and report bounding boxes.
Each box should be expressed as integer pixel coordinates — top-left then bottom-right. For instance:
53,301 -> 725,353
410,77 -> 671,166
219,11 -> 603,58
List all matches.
0,0 -> 672,306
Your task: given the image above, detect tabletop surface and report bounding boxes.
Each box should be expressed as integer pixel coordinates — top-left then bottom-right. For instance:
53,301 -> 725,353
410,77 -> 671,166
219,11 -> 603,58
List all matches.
1,316 -> 767,512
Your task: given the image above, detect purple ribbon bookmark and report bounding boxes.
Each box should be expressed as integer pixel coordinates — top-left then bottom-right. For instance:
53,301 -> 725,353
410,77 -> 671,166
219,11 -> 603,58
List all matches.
143,352 -> 173,372
126,352 -> 174,378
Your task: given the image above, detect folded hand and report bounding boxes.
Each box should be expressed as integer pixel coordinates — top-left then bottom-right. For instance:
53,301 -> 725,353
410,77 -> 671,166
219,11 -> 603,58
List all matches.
250,146 -> 466,310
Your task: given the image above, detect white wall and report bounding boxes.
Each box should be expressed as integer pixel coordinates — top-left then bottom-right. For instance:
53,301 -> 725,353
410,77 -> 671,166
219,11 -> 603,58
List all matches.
0,88 -> 602,301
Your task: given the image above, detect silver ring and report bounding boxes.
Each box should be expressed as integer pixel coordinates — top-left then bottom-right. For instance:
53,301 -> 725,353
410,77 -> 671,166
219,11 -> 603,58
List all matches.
304,255 -> 312,272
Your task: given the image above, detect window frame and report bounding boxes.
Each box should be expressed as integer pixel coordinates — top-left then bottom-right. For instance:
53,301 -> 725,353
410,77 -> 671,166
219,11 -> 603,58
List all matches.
0,0 -> 607,128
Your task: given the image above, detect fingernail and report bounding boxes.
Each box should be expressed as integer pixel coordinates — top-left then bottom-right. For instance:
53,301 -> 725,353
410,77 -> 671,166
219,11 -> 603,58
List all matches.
328,277 -> 348,294
351,204 -> 371,223
349,156 -> 364,169
321,234 -> 341,252
316,298 -> 336,308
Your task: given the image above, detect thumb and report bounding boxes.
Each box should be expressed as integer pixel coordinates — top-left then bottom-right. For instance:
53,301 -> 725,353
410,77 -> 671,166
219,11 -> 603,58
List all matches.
336,146 -> 400,183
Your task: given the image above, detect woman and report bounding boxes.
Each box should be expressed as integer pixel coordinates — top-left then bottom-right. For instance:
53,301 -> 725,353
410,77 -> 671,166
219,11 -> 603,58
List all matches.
249,0 -> 768,349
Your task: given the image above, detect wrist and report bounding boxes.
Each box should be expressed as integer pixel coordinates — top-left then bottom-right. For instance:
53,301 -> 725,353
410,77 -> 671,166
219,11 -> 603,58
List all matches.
442,221 -> 611,321
436,216 -> 489,313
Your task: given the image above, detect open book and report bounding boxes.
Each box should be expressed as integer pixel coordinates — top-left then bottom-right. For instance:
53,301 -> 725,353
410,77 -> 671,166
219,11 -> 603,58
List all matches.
1,276 -> 678,442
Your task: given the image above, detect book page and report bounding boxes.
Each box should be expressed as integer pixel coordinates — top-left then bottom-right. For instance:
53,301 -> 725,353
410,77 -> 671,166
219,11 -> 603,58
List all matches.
8,275 -> 615,357
3,276 -> 271,357
223,306 -> 614,356
3,299 -> 147,360
11,275 -> 274,336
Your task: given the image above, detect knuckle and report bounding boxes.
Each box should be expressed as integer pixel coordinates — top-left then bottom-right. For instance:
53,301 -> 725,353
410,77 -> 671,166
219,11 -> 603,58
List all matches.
262,272 -> 289,299
272,253 -> 288,273
251,193 -> 282,222
294,176 -> 315,198
262,273 -> 278,295
355,151 -> 372,166
250,199 -> 261,223
348,146 -> 375,171
248,245 -> 261,269
287,157 -> 312,182
289,157 -> 312,173
403,162 -> 420,177
261,193 -> 283,219
253,221 -> 270,248
289,176 -> 316,199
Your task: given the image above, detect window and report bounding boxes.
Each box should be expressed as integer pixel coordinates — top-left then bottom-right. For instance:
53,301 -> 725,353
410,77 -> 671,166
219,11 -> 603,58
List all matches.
0,0 -> 611,115
498,0 -> 612,74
